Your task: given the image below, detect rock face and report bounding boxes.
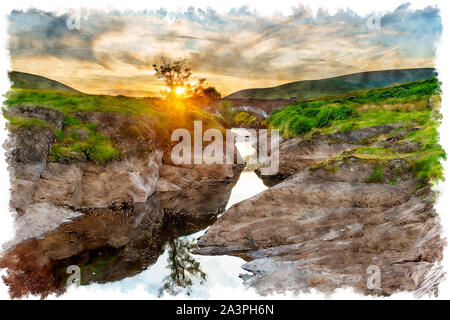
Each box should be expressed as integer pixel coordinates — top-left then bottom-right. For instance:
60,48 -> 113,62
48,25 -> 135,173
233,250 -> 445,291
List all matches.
6,105 -> 65,128
1,105 -> 243,298
156,163 -> 243,217
29,153 -> 162,209
256,124 -> 401,186
74,111 -> 160,156
197,123 -> 445,296
4,106 -> 64,216
197,161 -> 444,296
4,106 -> 239,217
8,147 -> 162,215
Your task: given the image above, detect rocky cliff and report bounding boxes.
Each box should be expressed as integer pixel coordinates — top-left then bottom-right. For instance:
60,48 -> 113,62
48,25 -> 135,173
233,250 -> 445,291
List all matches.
1,104 -> 242,298
4,105 -> 241,217
197,125 -> 445,297
255,123 -> 402,186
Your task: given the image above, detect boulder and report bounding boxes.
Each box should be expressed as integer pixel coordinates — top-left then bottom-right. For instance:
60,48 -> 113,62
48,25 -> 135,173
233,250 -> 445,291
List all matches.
197,160 -> 444,296
80,152 -> 162,208
33,163 -> 83,208
156,163 -> 243,217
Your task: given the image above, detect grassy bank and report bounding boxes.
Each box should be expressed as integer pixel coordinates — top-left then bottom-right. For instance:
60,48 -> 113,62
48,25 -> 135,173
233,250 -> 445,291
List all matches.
267,77 -> 445,184
3,88 -> 226,163
267,77 -> 439,137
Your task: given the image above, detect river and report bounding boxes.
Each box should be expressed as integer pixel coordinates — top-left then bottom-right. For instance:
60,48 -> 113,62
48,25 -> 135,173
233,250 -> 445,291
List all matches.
52,131 -> 268,299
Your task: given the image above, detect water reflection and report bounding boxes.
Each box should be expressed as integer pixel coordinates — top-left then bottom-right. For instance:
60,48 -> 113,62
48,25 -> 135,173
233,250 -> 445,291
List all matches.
0,197 -> 222,298
151,171 -> 267,298
159,238 -> 206,297
0,197 -> 165,298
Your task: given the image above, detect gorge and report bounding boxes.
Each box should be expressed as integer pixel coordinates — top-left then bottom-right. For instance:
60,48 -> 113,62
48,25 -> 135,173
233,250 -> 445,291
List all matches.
0,74 -> 445,299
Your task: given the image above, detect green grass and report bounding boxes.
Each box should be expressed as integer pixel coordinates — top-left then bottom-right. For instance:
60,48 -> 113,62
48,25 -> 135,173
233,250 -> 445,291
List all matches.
341,77 -> 439,105
63,115 -> 81,126
269,77 -> 445,184
50,120 -> 121,163
4,88 -> 166,119
49,130 -> 121,164
268,77 -> 439,137
351,122 -> 446,184
316,109 -> 431,135
3,88 -> 228,164
269,103 -> 354,135
4,88 -> 225,135
3,108 -> 121,163
406,124 -> 446,183
4,114 -> 51,130
3,109 -> 121,163
366,164 -> 383,183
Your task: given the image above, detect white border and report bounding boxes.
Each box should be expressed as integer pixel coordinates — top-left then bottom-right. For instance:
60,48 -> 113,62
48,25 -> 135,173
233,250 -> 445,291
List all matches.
0,0 -> 449,300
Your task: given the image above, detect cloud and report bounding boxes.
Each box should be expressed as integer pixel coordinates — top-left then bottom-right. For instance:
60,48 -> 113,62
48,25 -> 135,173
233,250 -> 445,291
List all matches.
8,4 -> 441,96
8,9 -> 125,63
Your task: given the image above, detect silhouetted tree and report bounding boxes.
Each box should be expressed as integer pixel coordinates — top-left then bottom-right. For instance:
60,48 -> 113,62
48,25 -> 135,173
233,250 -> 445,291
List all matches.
202,86 -> 221,100
153,58 -> 220,100
153,58 -> 192,97
153,58 -> 191,88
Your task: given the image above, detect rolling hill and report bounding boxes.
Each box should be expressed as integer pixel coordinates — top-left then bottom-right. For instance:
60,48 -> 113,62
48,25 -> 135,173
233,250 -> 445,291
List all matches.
8,71 -> 80,93
225,68 -> 437,100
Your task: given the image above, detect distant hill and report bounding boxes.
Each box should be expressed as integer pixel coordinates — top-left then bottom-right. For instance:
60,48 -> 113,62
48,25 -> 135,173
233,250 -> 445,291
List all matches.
225,68 -> 437,100
8,71 -> 80,93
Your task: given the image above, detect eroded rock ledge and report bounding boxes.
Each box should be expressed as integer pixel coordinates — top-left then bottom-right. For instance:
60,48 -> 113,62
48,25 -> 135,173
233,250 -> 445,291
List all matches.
3,105 -> 242,248
197,162 -> 444,296
1,105 -> 243,298
256,123 -> 402,186
197,126 -> 445,296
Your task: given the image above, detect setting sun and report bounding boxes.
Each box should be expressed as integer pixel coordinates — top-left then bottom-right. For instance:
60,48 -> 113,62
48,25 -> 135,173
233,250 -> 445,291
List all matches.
175,86 -> 185,95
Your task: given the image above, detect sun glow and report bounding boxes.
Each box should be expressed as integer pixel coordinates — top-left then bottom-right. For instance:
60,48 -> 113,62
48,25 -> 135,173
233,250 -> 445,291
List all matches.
175,86 -> 185,95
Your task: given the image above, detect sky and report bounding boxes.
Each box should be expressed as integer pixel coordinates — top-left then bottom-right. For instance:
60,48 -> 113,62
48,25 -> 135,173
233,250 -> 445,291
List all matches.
8,3 -> 442,97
